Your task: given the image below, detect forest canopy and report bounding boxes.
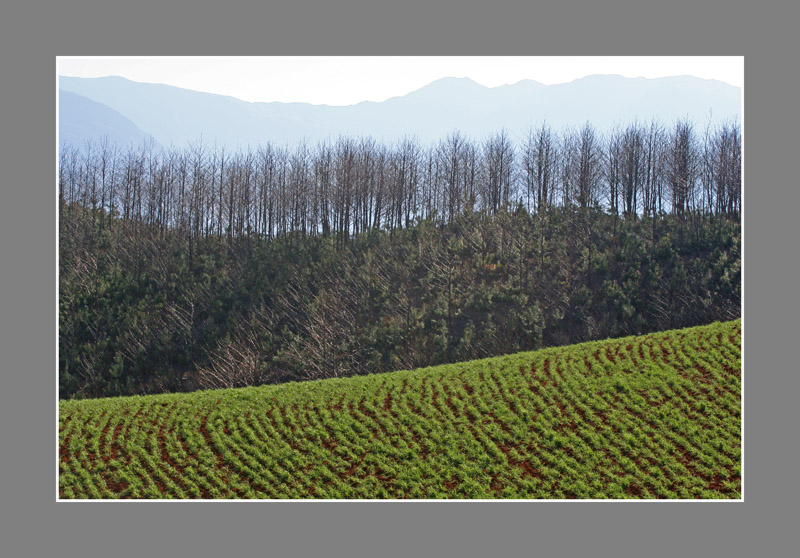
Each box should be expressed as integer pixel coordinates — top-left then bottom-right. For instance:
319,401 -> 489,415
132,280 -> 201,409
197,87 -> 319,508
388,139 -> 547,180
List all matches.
59,119 -> 741,399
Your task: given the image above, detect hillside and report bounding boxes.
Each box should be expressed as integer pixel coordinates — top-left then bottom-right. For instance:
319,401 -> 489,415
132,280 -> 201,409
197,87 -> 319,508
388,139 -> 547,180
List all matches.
58,320 -> 741,499
58,90 -> 156,149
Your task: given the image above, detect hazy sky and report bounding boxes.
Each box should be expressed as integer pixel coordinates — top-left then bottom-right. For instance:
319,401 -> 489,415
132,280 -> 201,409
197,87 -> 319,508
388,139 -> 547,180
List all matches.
58,56 -> 743,106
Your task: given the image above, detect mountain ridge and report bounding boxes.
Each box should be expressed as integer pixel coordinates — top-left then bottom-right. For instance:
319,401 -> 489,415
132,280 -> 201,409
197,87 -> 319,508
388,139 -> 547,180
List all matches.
59,74 -> 741,149
58,90 -> 157,149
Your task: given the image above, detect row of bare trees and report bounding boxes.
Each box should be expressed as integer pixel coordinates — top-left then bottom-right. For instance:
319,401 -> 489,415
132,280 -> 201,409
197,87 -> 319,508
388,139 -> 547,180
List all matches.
59,119 -> 741,249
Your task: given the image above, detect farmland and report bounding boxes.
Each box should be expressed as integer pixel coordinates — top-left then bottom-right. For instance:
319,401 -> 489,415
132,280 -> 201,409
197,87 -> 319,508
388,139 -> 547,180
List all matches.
58,319 -> 741,499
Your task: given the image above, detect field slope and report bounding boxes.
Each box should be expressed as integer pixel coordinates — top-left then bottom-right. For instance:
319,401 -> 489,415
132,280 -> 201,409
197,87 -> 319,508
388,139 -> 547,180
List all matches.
59,320 -> 741,499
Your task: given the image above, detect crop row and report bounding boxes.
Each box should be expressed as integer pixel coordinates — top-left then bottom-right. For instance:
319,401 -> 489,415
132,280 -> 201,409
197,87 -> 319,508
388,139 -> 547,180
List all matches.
59,320 -> 741,499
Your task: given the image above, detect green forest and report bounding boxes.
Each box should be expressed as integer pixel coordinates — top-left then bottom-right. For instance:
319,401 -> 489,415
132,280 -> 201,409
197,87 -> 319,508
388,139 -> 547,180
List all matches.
59,120 -> 741,399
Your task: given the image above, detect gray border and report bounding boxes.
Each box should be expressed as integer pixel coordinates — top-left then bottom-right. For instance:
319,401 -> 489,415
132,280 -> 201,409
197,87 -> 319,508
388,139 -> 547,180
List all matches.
2,1 -> 796,557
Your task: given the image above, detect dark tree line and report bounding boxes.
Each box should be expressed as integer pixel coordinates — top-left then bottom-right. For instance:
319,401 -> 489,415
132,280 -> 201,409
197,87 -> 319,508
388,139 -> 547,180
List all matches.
59,119 -> 741,399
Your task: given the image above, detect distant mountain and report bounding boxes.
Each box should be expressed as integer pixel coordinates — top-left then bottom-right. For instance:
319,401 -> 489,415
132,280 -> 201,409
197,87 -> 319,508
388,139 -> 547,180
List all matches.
58,90 -> 156,149
59,74 -> 741,149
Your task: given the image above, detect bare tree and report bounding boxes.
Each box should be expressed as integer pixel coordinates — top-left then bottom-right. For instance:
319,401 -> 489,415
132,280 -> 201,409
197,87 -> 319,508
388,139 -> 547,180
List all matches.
666,120 -> 697,219
480,129 -> 515,214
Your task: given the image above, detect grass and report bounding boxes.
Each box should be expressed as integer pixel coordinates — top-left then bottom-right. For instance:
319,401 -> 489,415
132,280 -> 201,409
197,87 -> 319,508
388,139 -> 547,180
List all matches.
59,319 -> 741,499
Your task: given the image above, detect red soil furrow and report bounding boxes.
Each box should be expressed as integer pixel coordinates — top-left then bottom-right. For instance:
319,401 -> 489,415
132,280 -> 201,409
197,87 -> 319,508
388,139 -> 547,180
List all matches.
545,366 -> 596,434
658,385 -> 737,440
98,412 -> 119,466
719,361 -> 741,378
405,395 -> 424,418
431,382 -> 498,459
411,433 -> 430,459
320,422 -> 339,451
597,446 -> 626,480
370,380 -> 389,410
490,472 -> 504,494
265,407 -> 281,435
110,423 -> 124,462
707,472 -> 741,495
60,431 -> 72,464
251,410 -> 316,496
425,381 -> 451,423
131,404 -> 148,428
675,341 -> 740,398
129,406 -> 179,497
542,357 -> 552,386
198,410 -> 248,498
642,392 -> 664,408
573,404 -> 588,424
156,403 -> 195,497
370,403 -> 406,449
332,395 -> 345,412
338,451 -> 366,480
486,375 -> 525,425
99,471 -> 130,496
495,439 -> 542,480
522,371 -> 552,408
482,403 -> 537,483
440,384 -> 460,417
614,406 -> 679,490
555,352 -> 572,383
593,409 -> 619,434
261,406 -> 315,482
357,400 -> 392,441
713,340 -> 741,370
241,410 -> 279,459
462,380 -> 474,396
84,411 -> 108,467
656,392 -> 738,466
692,362 -> 713,384
553,418 -> 579,433
624,343 -> 641,371
107,461 -> 158,499
643,340 -> 661,366
583,354 -> 594,374
418,378 -> 447,420
486,411 -> 512,435
423,376 -> 435,405
281,405 -> 300,436
662,385 -> 714,424
671,442 -> 710,482
605,346 -> 618,365
567,424 -> 643,495
443,478 -> 460,491
131,451 -> 168,497
663,392 -> 739,457
625,483 -> 644,498
59,411 -> 76,430
658,340 -> 671,364
235,412 -> 296,497
370,465 -> 399,492
117,404 -> 149,464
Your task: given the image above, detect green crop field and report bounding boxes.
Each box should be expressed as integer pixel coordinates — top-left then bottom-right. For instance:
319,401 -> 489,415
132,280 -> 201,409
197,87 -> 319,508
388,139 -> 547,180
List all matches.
58,320 -> 741,499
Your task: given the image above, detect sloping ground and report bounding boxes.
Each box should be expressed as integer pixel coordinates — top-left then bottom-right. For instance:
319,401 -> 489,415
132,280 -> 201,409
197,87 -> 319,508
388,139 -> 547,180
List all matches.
59,320 -> 741,499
